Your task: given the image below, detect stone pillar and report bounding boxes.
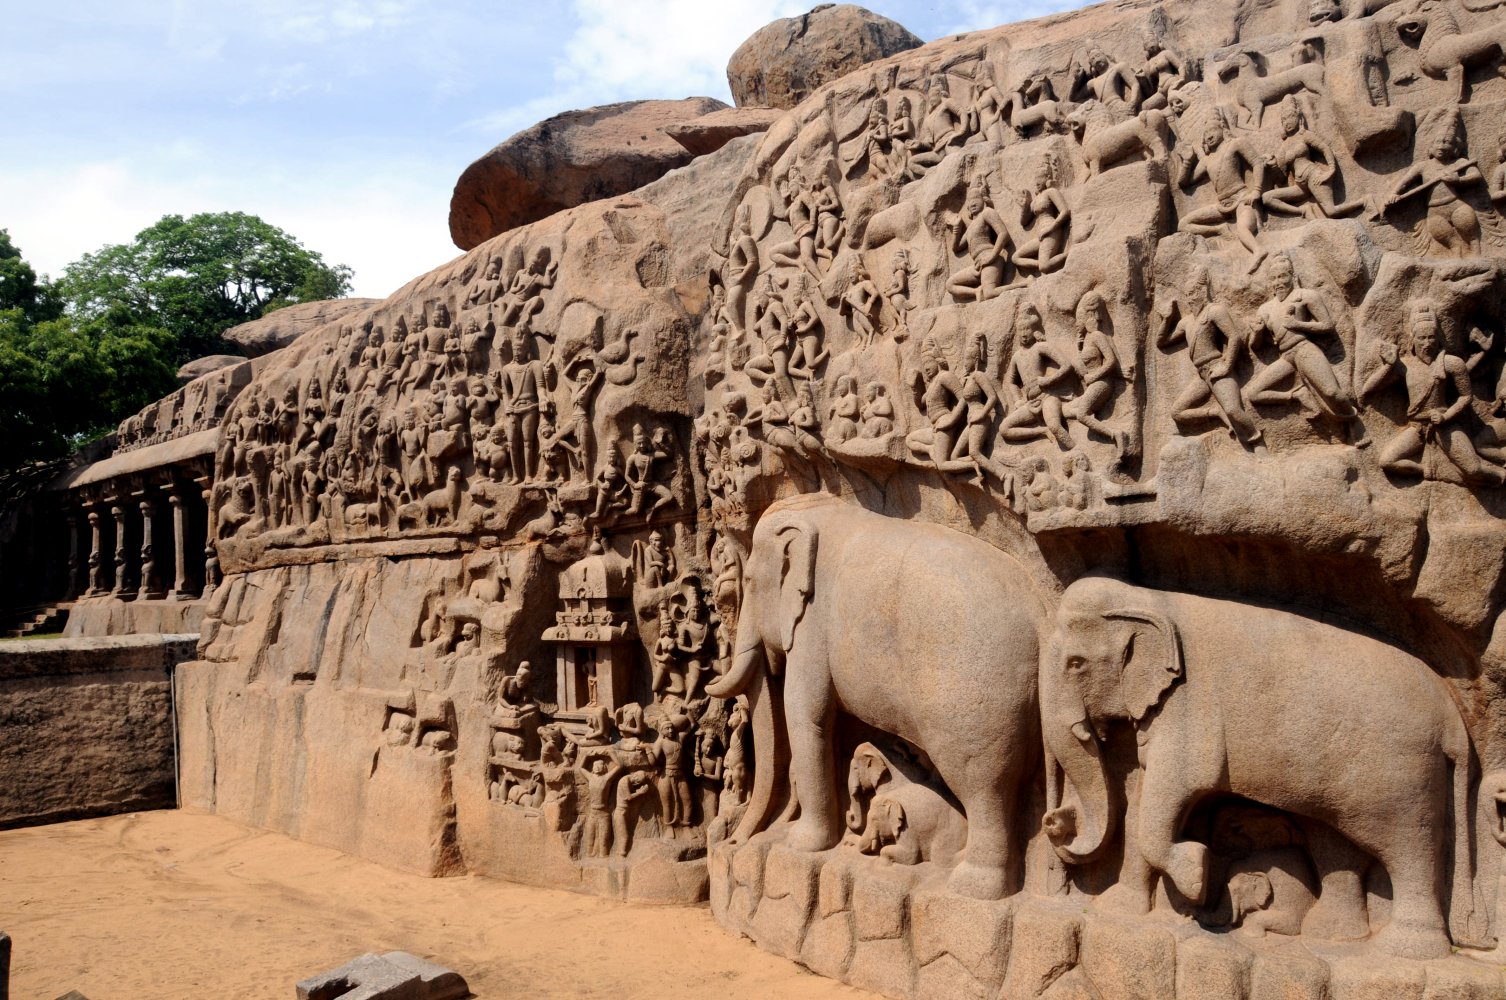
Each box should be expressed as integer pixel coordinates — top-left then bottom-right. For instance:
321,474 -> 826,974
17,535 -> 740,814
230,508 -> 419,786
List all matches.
85,509 -> 104,597
64,512 -> 81,600
202,486 -> 220,602
110,504 -> 129,597
138,497 -> 165,601
168,490 -> 191,600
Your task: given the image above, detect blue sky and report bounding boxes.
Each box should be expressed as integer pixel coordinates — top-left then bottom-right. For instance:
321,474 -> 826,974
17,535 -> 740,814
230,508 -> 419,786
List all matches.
2,1 -> 1080,299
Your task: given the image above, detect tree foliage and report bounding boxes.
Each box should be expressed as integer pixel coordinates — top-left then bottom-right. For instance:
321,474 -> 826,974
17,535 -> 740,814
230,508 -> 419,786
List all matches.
56,211 -> 354,363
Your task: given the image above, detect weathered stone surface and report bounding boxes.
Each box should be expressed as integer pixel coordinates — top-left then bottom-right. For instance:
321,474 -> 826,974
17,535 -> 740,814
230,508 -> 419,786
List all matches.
0,634 -> 197,829
662,106 -> 785,156
176,354 -> 244,384
220,298 -> 380,357
295,951 -> 467,1000
726,4 -> 922,109
448,97 -> 727,250
28,0 -> 1506,997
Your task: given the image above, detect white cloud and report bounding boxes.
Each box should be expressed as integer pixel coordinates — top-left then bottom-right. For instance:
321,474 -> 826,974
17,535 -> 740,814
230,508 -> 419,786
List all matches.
0,155 -> 459,302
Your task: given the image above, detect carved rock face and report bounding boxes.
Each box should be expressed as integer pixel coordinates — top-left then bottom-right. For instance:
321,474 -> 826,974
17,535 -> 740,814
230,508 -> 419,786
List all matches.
221,298 -> 381,357
725,3 -> 923,109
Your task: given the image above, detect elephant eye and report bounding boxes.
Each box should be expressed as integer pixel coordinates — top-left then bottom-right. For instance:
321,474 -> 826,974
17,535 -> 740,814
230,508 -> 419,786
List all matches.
1066,656 -> 1086,674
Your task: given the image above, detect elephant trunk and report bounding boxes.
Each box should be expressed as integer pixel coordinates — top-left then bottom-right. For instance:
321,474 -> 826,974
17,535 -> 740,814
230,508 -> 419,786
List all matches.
1043,697 -> 1116,865
846,767 -> 864,833
727,663 -> 789,845
705,636 -> 761,699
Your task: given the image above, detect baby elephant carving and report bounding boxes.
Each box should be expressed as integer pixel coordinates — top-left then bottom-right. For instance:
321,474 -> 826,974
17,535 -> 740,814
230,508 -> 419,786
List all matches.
844,742 -> 967,866
1221,849 -> 1318,937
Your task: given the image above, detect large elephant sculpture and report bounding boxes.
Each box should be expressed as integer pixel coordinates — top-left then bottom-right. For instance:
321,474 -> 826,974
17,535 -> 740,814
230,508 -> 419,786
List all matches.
1041,575 -> 1486,959
705,494 -> 1047,899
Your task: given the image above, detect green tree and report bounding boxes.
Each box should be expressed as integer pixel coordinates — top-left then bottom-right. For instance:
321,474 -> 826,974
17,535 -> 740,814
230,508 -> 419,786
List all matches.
56,211 -> 353,363
0,234 -> 177,474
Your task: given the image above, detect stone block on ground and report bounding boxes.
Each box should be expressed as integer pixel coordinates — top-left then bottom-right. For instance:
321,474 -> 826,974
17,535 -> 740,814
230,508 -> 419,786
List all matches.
1079,914 -> 1177,1000
295,951 -> 467,1000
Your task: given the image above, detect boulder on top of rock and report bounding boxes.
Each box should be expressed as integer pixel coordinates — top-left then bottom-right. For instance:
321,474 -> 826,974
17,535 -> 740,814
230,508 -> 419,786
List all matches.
662,106 -> 785,157
220,298 -> 379,358
448,97 -> 729,251
176,355 -> 245,384
726,4 -> 922,110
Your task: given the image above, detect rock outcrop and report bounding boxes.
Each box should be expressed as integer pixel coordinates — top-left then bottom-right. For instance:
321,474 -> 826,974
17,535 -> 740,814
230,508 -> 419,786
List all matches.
726,3 -> 922,109
448,97 -> 730,251
221,298 -> 380,357
176,354 -> 244,384
662,107 -> 785,156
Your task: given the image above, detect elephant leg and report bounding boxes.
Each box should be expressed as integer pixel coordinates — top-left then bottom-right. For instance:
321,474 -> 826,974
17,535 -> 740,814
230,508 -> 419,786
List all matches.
945,759 -> 1025,900
1135,769 -> 1210,906
783,671 -> 843,852
1298,819 -> 1371,941
1370,802 -> 1452,959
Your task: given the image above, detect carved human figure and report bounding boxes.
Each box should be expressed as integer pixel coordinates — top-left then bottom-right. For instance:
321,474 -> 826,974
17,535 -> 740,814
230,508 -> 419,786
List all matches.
1384,115 -> 1487,258
906,338 -> 968,472
725,206 -> 760,333
611,771 -> 654,857
827,375 -> 862,445
1012,159 -> 1073,279
674,585 -> 713,699
1063,290 -> 1132,459
497,247 -> 557,329
1179,113 -> 1267,266
589,447 -> 630,523
746,273 -> 794,397
1361,300 -> 1506,486
887,249 -> 915,339
841,257 -> 884,349
497,326 -> 551,481
784,271 -> 827,379
1159,262 -> 1265,450
580,751 -> 624,858
861,382 -> 896,438
1262,96 -> 1370,219
1244,254 -> 1361,433
648,714 -> 694,828
1000,303 -> 1076,450
546,360 -> 603,479
769,164 -> 821,272
624,423 -> 674,517
948,173 -> 1012,302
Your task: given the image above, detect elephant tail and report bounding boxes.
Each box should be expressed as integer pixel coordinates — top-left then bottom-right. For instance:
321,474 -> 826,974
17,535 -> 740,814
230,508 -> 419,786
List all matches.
1446,715 -> 1489,947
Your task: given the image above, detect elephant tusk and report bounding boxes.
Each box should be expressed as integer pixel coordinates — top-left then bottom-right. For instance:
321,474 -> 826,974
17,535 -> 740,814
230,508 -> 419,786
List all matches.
1070,720 -> 1094,744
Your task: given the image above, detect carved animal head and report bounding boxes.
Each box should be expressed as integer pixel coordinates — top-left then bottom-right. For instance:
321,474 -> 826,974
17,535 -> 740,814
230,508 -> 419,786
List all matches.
1041,577 -> 1183,865
845,742 -> 894,831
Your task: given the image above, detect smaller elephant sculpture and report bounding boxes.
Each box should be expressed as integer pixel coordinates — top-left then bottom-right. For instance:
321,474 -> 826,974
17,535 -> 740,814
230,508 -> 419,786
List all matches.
1041,576 -> 1488,959
1221,849 -> 1318,937
843,742 -> 967,866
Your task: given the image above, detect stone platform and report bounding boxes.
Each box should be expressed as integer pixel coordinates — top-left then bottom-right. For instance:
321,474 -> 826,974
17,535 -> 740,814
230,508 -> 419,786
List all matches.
710,836 -> 1506,1000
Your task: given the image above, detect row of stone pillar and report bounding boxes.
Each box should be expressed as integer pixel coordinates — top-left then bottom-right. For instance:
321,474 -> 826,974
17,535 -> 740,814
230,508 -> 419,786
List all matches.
70,483 -> 217,603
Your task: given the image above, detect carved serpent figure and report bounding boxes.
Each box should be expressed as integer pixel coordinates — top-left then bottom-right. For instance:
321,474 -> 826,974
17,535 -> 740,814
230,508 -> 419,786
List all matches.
705,494 -> 1046,899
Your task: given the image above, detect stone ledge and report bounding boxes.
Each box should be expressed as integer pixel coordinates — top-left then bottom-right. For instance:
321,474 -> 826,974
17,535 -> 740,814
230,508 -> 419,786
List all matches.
710,838 -> 1506,1000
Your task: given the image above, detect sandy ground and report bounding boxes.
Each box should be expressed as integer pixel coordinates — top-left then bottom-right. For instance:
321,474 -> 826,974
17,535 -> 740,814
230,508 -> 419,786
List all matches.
0,810 -> 873,1000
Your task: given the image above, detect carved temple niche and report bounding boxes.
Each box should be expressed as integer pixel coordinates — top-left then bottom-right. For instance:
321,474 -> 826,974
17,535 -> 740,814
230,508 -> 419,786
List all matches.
542,541 -> 637,728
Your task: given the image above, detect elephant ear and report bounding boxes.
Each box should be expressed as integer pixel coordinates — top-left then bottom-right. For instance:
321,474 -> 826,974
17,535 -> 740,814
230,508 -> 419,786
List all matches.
775,522 -> 818,653
1107,608 -> 1183,723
